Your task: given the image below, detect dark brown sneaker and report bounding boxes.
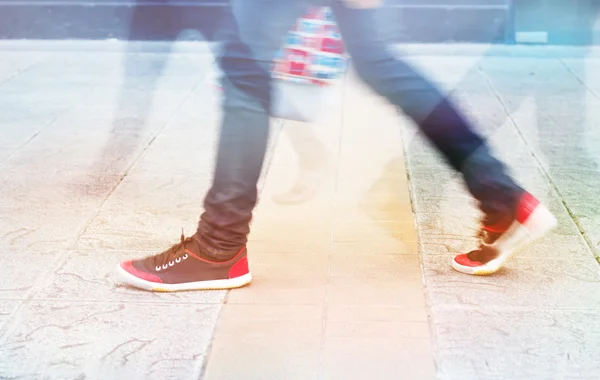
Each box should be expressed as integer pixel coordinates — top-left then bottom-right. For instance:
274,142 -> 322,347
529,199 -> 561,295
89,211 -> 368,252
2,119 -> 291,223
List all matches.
116,233 -> 251,292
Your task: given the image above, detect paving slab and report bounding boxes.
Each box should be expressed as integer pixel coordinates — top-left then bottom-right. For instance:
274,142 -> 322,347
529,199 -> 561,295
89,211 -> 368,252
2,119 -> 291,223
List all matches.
432,307 -> 600,380
0,301 -> 220,380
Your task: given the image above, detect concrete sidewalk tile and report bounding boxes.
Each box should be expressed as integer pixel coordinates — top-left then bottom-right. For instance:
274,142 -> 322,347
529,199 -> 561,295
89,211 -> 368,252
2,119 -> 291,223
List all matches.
246,239 -> 331,255
249,252 -> 329,279
330,241 -> 414,256
213,314 -> 322,341
203,307 -> 322,380
101,173 -> 210,212
336,167 -> 409,183
332,233 -> 413,255
0,301 -> 219,380
432,307 -> 600,380
74,207 -> 200,250
334,184 -> 412,205
550,169 -> 600,200
321,337 -> 435,380
411,197 -> 480,218
0,101 -> 72,125
326,304 -> 428,323
245,237 -> 319,253
163,111 -> 221,132
0,206 -> 95,249
0,120 -> 45,147
0,301 -> 22,332
259,183 -> 337,205
31,250 -> 226,304
81,87 -> 190,112
334,204 -> 413,223
415,212 -> 479,238
404,150 -> 448,171
562,205 -> 600,253
226,276 -> 327,305
0,249 -> 63,300
127,140 -> 218,177
204,330 -> 321,380
1,129 -> 152,176
334,192 -> 412,207
217,304 -> 324,322
248,233 -> 333,253
249,223 -> 332,243
251,211 -> 333,227
0,171 -> 122,209
538,145 -> 600,172
333,192 -> 411,211
334,222 -> 417,249
421,254 -> 600,310
325,319 -> 430,339
328,254 -> 422,279
333,221 -> 417,243
0,145 -> 16,162
52,108 -> 171,136
408,172 -> 472,201
327,277 -> 427,307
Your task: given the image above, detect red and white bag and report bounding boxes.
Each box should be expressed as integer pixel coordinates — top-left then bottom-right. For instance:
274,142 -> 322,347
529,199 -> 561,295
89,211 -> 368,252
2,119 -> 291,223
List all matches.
210,7 -> 348,122
270,7 -> 348,121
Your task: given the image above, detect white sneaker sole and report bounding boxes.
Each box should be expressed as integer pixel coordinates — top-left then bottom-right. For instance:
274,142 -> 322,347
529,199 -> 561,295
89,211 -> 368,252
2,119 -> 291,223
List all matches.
116,265 -> 252,292
452,204 -> 558,275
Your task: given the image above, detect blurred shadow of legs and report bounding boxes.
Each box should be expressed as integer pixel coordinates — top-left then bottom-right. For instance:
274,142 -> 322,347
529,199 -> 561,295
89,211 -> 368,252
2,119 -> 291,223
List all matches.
271,120 -> 331,204
91,1 -> 180,176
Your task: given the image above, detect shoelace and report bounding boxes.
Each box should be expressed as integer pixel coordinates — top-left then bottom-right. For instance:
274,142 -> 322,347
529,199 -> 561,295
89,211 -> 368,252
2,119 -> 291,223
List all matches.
152,229 -> 192,269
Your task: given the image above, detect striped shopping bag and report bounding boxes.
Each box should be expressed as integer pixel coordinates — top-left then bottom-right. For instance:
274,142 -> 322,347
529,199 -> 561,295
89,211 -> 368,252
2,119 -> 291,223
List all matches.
271,6 -> 348,121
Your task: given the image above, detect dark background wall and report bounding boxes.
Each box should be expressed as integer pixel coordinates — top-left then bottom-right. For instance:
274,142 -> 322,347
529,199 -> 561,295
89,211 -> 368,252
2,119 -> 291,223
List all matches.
0,0 -> 514,43
0,0 -> 597,44
514,0 -> 600,45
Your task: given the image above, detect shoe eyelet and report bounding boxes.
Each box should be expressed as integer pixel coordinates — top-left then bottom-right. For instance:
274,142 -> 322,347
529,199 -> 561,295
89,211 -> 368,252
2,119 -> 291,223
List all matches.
155,266 -> 161,272
162,264 -> 169,270
175,258 -> 181,263
168,261 -> 174,266
183,254 -> 188,260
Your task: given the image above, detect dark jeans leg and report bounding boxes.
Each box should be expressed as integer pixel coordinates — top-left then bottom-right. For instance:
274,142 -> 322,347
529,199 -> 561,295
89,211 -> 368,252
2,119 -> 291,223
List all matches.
331,2 -> 523,220
195,0 -> 311,259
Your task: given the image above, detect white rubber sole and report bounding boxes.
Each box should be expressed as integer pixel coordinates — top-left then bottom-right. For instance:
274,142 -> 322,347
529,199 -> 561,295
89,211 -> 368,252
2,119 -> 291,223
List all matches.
116,265 -> 252,292
452,204 -> 558,275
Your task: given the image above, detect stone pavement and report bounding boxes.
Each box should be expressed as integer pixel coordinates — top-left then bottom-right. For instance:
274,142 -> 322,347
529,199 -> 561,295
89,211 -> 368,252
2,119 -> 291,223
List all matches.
0,41 -> 599,379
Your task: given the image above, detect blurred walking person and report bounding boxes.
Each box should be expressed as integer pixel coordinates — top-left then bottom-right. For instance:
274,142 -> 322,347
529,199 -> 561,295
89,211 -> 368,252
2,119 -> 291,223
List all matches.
117,0 -> 557,292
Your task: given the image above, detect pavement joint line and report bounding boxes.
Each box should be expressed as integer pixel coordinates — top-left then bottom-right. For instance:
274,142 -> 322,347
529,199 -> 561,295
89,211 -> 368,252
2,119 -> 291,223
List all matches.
558,57 -> 600,101
316,70 -> 348,380
399,135 -> 442,376
0,53 -> 48,88
479,60 -> 600,264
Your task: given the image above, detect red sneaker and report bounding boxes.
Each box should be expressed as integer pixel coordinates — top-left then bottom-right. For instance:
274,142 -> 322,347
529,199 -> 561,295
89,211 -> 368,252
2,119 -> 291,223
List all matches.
116,234 -> 251,292
452,192 -> 557,275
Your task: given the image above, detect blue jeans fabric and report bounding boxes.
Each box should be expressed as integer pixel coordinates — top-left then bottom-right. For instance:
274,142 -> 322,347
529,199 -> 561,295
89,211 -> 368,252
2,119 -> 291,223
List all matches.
196,0 -> 523,259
